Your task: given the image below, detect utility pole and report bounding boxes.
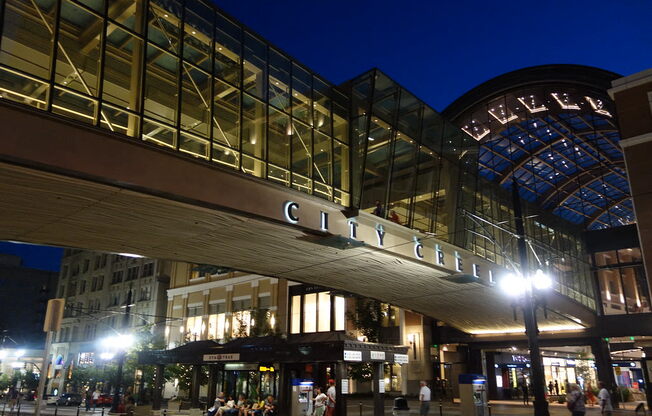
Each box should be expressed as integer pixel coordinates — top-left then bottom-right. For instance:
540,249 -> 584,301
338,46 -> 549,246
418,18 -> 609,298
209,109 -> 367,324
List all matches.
111,288 -> 133,413
512,183 -> 549,416
36,299 -> 64,416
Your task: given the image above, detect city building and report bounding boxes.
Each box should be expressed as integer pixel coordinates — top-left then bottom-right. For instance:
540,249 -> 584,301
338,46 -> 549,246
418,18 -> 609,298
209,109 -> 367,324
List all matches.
0,254 -> 56,347
47,249 -> 170,395
0,0 -> 651,413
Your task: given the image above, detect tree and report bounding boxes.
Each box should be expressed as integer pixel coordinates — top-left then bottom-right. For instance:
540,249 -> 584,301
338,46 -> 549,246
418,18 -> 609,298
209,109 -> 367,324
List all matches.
0,373 -> 12,390
250,308 -> 273,337
347,298 -> 383,343
347,297 -> 384,382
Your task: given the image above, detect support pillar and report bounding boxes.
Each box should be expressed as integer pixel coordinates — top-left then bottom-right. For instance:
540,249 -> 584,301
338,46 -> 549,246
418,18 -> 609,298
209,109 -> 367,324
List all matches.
152,364 -> 164,411
207,365 -> 218,408
278,364 -> 290,413
591,338 -> 616,389
335,362 -> 348,416
372,362 -> 385,416
641,348 -> 652,411
190,365 -> 202,408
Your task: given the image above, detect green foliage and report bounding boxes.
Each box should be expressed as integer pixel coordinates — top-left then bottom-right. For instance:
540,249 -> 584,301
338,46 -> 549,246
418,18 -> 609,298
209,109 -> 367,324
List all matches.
0,374 -> 12,390
347,298 -> 383,343
348,363 -> 373,382
250,308 -> 272,337
164,365 -> 208,396
346,297 -> 383,383
233,313 -> 249,338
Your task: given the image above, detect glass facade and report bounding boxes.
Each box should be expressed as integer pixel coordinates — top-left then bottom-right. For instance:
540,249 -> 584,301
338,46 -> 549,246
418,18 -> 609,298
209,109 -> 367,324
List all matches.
0,0 -> 604,312
451,86 -> 631,230
347,70 -> 597,309
594,247 -> 650,315
0,0 -> 349,204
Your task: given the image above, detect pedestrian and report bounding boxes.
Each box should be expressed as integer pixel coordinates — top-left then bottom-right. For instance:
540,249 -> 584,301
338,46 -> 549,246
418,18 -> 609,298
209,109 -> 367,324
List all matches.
567,384 -> 586,416
419,380 -> 431,416
372,200 -> 383,217
555,380 -> 560,395
598,381 -> 613,416
326,379 -> 336,416
548,381 -> 554,396
311,387 -> 327,416
8,386 -> 18,411
85,389 -> 92,411
522,380 -> 529,405
92,388 -> 100,409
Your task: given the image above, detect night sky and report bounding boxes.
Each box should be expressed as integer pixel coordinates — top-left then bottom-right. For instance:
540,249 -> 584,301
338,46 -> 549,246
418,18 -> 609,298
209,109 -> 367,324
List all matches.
1,0 -> 651,271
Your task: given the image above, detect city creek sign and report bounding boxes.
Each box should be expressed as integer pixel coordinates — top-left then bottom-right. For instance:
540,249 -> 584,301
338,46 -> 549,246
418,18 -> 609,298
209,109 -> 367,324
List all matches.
282,201 -> 499,284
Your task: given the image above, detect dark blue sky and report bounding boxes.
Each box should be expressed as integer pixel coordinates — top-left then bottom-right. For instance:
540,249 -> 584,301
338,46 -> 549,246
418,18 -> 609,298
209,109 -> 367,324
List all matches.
218,0 -> 652,110
0,241 -> 63,271
2,0 -> 651,271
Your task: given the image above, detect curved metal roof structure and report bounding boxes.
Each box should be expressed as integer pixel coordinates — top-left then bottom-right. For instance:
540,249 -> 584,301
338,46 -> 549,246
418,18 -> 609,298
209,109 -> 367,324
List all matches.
442,65 -> 631,230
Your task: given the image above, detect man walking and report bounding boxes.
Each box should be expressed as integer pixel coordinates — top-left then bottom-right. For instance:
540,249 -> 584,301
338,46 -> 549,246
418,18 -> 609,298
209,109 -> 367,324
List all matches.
598,381 -> 613,416
419,380 -> 431,416
326,379 -> 336,416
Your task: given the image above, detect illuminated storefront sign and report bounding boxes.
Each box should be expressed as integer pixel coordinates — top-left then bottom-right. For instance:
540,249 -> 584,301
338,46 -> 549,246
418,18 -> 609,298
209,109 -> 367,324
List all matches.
203,353 -> 240,362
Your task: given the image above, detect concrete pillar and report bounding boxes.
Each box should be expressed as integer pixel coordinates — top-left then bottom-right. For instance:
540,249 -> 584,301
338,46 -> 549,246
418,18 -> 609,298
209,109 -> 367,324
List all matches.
335,362 -> 348,416
642,348 -> 652,411
152,364 -> 164,411
372,362 -> 385,416
591,338 -> 616,391
190,365 -> 202,408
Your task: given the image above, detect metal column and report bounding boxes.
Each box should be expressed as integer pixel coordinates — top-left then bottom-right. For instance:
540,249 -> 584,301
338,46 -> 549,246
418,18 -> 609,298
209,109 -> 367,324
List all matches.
372,362 -> 385,416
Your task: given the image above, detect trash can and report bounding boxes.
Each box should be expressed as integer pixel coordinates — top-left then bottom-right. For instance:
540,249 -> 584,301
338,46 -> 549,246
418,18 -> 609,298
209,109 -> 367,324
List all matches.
392,397 -> 410,416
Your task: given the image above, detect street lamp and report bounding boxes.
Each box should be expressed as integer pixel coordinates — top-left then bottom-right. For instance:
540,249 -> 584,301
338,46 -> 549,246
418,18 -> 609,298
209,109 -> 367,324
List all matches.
499,268 -> 552,416
98,333 -> 134,412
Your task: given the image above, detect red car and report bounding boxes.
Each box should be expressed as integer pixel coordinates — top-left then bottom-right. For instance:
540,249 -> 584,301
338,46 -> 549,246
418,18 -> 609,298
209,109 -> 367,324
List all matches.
95,394 -> 113,407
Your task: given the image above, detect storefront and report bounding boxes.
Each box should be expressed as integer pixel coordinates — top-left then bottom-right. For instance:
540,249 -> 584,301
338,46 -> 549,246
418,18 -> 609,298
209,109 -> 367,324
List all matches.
612,361 -> 645,390
488,352 -> 597,400
139,334 -> 408,415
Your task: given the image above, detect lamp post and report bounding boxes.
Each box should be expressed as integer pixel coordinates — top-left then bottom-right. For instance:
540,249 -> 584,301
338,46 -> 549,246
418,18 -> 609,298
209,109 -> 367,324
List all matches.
99,334 -> 134,413
497,184 -> 551,416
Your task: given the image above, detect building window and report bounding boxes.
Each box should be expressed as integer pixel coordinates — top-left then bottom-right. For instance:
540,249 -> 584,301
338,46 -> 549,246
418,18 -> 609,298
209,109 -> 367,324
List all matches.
83,259 -> 90,273
231,298 -> 252,337
258,294 -> 272,309
334,296 -> 345,331
594,248 -> 650,315
142,263 -> 154,277
139,286 -> 151,301
96,276 -> 104,291
187,305 -> 204,317
126,266 -> 139,281
290,292 -> 345,334
111,271 -> 123,284
79,352 -> 94,366
78,280 -> 86,295
291,295 -> 301,334
318,292 -> 330,332
303,293 -> 317,333
208,303 -> 226,340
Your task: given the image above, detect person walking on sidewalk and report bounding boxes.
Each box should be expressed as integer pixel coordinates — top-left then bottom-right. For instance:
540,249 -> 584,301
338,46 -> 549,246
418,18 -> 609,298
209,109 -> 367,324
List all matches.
567,384 -> 586,416
598,381 -> 613,416
325,379 -> 336,416
419,380 -> 431,416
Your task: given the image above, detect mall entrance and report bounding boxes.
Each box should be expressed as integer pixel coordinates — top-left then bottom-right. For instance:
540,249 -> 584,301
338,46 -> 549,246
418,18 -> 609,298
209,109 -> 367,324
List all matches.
138,334 -> 408,415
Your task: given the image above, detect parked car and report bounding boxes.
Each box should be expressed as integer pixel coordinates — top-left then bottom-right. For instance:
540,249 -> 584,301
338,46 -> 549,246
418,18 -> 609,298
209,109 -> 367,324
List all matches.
56,393 -> 83,406
96,394 -> 113,407
45,395 -> 58,405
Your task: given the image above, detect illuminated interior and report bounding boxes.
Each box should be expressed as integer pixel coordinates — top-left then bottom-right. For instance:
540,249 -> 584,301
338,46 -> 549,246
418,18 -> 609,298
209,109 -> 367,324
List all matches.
0,0 -> 349,204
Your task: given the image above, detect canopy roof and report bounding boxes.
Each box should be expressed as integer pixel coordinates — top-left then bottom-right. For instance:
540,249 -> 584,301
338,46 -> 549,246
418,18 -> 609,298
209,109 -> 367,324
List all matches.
443,65 -> 632,230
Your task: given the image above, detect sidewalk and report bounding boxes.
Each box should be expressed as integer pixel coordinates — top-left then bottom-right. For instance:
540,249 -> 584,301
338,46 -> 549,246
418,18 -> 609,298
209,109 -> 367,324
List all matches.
345,398 -> 647,416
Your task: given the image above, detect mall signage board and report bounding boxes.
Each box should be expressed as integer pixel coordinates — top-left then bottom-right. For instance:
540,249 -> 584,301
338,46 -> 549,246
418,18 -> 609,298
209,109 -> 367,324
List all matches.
282,201 -> 501,283
203,353 -> 240,362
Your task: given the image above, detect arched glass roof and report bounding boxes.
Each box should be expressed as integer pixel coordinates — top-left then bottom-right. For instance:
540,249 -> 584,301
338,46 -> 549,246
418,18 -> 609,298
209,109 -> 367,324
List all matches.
443,65 -> 632,230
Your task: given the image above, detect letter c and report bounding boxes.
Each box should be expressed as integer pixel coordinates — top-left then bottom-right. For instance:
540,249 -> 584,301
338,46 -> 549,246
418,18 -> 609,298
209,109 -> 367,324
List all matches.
284,201 -> 299,224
